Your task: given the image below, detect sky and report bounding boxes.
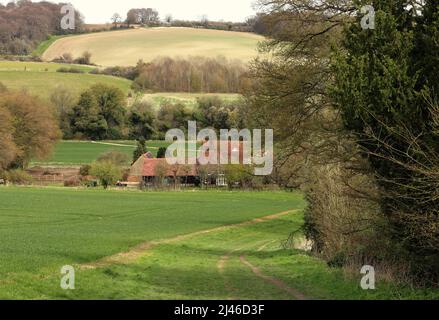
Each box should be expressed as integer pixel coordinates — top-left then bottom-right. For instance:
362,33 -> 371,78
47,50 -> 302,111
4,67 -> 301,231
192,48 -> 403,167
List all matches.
1,0 -> 258,23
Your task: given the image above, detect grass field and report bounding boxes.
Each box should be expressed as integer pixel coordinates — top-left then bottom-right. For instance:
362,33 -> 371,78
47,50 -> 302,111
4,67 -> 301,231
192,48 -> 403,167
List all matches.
0,188 -> 304,299
0,187 -> 436,300
31,140 -> 167,165
0,61 -> 132,101
32,140 -> 203,166
142,92 -> 243,110
42,27 -> 263,67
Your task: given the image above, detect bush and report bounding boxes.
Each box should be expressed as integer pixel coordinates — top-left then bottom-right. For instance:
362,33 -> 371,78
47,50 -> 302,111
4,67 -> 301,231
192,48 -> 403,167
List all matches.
302,163 -> 389,266
56,67 -> 84,74
64,177 -> 80,187
73,51 -> 93,65
90,161 -> 122,189
79,165 -> 91,176
5,170 -> 33,185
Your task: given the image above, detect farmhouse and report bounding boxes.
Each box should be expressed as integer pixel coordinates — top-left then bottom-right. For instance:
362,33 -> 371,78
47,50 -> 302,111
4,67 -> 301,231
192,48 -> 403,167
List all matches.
129,155 -> 200,186
128,142 -> 246,187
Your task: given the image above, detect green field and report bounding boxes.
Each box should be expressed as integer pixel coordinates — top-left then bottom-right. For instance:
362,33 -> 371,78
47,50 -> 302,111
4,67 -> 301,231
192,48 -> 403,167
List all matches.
142,92 -> 243,110
0,61 -> 132,101
42,27 -> 263,67
0,187 -> 436,300
0,188 -> 304,299
31,140 -> 170,166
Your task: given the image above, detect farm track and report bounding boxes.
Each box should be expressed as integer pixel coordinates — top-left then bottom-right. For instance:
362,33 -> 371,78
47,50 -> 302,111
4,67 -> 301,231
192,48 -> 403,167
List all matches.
80,209 -> 309,300
80,209 -> 299,270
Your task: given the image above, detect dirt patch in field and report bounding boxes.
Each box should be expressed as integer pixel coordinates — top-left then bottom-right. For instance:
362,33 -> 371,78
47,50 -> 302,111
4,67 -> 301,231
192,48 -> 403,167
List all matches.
80,209 -> 299,270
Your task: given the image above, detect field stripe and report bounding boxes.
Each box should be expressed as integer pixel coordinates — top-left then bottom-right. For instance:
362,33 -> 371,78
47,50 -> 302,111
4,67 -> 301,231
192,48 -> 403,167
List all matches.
80,209 -> 300,270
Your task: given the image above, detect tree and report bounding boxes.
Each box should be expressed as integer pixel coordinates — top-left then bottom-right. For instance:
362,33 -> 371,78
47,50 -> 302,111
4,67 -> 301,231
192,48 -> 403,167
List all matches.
111,13 -> 122,26
0,1 -> 84,54
71,90 -> 107,140
128,101 -> 155,140
50,85 -> 76,139
126,8 -> 159,26
156,147 -> 167,159
331,0 -> 439,278
90,161 -> 122,189
245,0 -> 384,272
0,105 -> 18,170
71,84 -> 126,140
133,139 -> 148,163
0,90 -> 60,169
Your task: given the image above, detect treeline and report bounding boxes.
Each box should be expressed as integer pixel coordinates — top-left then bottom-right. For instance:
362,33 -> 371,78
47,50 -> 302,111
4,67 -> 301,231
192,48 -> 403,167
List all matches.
91,57 -> 250,93
0,0 -> 83,55
121,6 -> 268,34
50,83 -> 245,140
248,0 -> 439,285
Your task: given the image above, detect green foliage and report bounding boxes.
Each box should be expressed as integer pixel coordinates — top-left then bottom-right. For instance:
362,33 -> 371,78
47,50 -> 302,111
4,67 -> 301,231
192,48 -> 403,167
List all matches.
132,139 -> 148,163
127,101 -> 156,140
193,96 -> 245,130
71,84 -> 126,140
224,165 -> 253,188
156,147 -> 167,159
90,161 -> 122,189
330,1 -> 439,278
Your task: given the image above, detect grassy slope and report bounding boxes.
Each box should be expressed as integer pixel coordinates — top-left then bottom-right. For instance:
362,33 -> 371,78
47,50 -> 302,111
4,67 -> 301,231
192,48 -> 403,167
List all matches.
32,35 -> 68,57
42,27 -> 263,67
0,188 -> 304,299
0,188 -> 435,300
0,61 -> 132,101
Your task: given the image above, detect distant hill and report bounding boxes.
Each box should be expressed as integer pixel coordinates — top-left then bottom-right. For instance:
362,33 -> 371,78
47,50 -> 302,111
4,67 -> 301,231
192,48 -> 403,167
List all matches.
42,27 -> 263,67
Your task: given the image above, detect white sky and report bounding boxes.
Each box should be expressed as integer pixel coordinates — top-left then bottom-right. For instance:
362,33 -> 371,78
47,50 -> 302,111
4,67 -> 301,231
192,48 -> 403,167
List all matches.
1,0 -> 258,23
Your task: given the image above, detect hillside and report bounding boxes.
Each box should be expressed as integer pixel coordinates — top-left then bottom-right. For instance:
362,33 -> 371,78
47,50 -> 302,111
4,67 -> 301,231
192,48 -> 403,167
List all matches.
42,27 -> 263,67
0,61 -> 132,100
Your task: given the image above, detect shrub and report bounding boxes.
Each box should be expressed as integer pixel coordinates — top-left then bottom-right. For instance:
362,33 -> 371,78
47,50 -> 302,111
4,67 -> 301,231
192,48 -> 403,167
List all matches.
56,67 -> 84,74
64,177 -> 80,187
5,170 -> 33,185
79,165 -> 91,176
73,51 -> 93,65
90,161 -> 122,189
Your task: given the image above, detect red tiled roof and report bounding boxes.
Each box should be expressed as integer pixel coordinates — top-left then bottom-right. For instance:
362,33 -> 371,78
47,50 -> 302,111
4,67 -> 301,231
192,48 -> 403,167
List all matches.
142,158 -> 198,177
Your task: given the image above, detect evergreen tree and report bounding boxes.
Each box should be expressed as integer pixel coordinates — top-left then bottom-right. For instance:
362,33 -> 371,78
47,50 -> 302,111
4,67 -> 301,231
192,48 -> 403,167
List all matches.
331,1 -> 439,277
133,139 -> 147,163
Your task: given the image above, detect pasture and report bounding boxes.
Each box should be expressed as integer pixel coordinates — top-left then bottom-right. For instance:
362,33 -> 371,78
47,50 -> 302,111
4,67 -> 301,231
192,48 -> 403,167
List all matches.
0,187 -> 436,300
31,140 -> 169,166
42,27 -> 263,67
0,61 -> 132,100
0,187 -> 304,299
